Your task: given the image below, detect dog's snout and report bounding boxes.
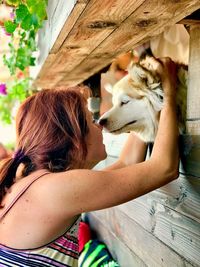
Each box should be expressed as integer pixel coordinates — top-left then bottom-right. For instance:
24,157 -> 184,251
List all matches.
98,118 -> 107,126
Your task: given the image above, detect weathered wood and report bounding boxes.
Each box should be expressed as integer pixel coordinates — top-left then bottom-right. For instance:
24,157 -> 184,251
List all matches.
93,131 -> 200,266
187,25 -> 200,121
31,0 -> 78,80
35,0 -> 200,88
87,209 -> 197,267
97,153 -> 200,222
59,0 -> 200,86
179,19 -> 200,25
180,134 -> 200,177
84,213 -> 147,267
179,25 -> 200,178
36,0 -> 146,87
151,175 -> 200,222
51,0 -> 90,54
179,9 -> 200,25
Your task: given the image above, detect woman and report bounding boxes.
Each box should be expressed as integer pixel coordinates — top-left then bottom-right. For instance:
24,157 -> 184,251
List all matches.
0,58 -> 179,266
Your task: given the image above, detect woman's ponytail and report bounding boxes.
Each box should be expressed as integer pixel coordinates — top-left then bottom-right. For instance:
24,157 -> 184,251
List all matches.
0,149 -> 28,207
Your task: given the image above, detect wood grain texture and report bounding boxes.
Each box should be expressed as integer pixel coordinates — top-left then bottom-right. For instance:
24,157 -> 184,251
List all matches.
36,0 -> 145,87
58,0 -> 200,86
87,209 -> 196,267
92,132 -> 200,266
180,134 -> 200,177
34,0 -> 200,87
31,0 -> 78,81
84,213 -> 147,267
187,25 -> 200,120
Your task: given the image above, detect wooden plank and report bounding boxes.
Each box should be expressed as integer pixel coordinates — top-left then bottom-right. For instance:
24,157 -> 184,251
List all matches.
57,0 -> 200,86
187,25 -> 200,120
31,0 -> 78,80
179,19 -> 200,25
179,9 -> 200,25
150,175 -> 200,222
36,0 -> 146,87
180,134 -> 200,177
180,25 -> 200,178
99,133 -> 200,178
95,158 -> 200,223
84,213 -> 147,267
87,209 -> 196,267
94,152 -> 200,266
34,0 -> 200,87
50,0 -> 90,54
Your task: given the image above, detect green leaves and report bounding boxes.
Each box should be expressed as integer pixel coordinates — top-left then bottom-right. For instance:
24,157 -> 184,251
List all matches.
15,4 -> 29,23
4,20 -> 17,33
3,1 -> 48,76
3,31 -> 37,74
26,0 -> 48,22
1,0 -> 48,124
15,4 -> 41,30
0,78 -> 34,124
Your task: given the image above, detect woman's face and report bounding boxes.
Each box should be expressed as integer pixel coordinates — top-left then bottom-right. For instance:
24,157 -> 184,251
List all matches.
84,110 -> 107,168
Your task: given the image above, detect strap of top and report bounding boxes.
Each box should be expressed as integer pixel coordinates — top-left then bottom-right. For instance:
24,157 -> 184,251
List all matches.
0,171 -> 49,220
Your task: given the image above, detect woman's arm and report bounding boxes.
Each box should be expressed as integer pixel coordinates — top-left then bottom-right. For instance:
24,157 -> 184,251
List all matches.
42,58 -> 179,217
103,132 -> 147,170
151,57 -> 179,172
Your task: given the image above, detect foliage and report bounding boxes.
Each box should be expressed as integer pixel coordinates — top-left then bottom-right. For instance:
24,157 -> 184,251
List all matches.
0,0 -> 48,124
0,78 -> 36,124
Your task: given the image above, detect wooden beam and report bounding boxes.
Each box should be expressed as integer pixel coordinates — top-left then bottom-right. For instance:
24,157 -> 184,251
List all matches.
32,0 -> 83,81
36,0 -> 146,87
35,0 -> 200,88
179,8 -> 200,25
179,9 -> 200,25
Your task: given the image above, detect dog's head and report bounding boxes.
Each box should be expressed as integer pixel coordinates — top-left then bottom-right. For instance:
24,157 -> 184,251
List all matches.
99,57 -> 164,142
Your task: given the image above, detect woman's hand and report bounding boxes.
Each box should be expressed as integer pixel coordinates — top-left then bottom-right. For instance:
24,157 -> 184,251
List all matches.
156,57 -> 177,99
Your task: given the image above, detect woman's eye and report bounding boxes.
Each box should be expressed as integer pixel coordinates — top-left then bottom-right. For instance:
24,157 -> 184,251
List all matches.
121,100 -> 130,106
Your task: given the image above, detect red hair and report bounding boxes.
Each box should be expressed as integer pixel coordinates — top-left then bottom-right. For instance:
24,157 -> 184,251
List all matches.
0,87 -> 89,205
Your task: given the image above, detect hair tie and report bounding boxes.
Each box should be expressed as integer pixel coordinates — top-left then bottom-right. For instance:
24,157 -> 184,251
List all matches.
12,149 -> 25,163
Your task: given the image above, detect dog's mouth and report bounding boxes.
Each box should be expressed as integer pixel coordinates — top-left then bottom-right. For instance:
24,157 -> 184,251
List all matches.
110,120 -> 137,133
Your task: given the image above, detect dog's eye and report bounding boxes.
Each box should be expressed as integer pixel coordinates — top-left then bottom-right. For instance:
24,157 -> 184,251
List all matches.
121,100 -> 130,106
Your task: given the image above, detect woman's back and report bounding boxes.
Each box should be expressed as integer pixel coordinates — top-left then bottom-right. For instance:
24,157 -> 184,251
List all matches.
0,169 -> 80,267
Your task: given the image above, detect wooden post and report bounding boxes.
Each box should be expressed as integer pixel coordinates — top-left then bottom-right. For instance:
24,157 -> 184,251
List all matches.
182,24 -> 200,177
187,25 -> 200,129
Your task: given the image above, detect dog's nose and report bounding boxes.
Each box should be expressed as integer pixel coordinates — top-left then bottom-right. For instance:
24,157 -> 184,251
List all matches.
98,118 -> 107,126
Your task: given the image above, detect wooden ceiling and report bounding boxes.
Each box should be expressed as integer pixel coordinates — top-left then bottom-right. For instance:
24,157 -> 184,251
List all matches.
34,0 -> 200,89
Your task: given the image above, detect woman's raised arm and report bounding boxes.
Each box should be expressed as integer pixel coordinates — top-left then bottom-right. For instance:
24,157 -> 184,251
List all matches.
44,58 -> 179,216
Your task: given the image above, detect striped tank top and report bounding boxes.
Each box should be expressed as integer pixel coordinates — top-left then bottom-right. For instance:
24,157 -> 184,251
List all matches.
0,171 -> 81,267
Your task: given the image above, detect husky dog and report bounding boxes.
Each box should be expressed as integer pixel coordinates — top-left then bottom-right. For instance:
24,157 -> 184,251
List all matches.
99,57 -> 187,143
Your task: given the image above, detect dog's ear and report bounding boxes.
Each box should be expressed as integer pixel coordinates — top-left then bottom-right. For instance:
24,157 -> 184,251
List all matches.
104,83 -> 113,94
128,62 -> 157,86
128,63 -> 152,84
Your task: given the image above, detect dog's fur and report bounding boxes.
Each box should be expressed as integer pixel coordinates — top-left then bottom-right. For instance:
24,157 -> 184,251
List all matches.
99,56 -> 187,142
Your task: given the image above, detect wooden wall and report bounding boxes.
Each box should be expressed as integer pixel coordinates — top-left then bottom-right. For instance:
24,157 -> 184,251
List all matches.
86,26 -> 200,267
